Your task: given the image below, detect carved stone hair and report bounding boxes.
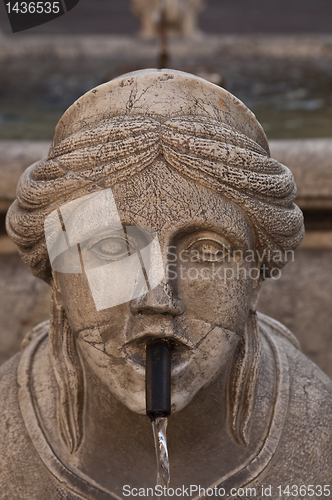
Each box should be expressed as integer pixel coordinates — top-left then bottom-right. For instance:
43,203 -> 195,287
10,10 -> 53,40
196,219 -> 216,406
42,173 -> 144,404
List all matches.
6,70 -> 304,452
6,114 -> 303,283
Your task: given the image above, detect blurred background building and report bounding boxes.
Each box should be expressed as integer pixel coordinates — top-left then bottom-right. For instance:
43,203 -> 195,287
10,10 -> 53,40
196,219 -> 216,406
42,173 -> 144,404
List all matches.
1,0 -> 332,376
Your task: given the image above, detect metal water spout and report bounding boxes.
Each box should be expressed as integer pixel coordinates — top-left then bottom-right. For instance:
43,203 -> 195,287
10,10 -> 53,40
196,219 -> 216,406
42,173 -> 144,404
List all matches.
146,339 -> 172,493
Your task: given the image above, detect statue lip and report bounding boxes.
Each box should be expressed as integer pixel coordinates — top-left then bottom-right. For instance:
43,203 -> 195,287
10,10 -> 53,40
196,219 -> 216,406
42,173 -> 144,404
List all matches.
123,315 -> 194,348
123,334 -> 192,368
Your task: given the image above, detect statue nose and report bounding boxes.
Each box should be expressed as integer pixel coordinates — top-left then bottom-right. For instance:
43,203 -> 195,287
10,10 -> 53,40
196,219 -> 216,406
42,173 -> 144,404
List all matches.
130,282 -> 186,316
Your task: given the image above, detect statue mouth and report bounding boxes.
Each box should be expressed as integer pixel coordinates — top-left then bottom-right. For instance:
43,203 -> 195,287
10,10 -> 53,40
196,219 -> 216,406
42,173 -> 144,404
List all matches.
123,334 -> 192,368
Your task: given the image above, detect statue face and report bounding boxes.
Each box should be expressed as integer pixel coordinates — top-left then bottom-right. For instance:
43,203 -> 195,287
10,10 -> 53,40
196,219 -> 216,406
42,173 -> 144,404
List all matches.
55,159 -> 258,414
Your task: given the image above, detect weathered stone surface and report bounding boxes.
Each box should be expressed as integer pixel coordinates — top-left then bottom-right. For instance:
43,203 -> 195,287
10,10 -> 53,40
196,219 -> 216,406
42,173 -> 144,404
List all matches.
1,69 -> 331,497
258,248 -> 332,378
301,230 -> 332,248
270,139 -> 332,208
2,242 -> 332,378
1,140 -> 331,373
2,138 -> 332,212
1,33 -> 332,61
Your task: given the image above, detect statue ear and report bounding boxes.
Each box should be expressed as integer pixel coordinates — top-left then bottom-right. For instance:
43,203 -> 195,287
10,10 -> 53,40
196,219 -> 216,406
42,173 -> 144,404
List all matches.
250,272 -> 263,313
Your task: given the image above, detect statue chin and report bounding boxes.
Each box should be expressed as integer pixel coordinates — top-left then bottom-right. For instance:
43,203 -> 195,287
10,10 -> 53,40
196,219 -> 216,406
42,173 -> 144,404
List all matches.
102,380 -> 209,416
100,385 -> 199,416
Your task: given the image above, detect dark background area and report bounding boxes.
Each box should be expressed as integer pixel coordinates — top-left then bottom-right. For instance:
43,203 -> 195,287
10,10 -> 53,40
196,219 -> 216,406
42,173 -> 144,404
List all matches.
1,0 -> 332,35
1,0 -> 332,140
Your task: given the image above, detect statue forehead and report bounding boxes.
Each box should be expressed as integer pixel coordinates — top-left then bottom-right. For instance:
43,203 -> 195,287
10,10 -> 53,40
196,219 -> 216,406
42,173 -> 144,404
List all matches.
52,69 -> 269,153
60,161 -> 254,248
111,158 -> 248,223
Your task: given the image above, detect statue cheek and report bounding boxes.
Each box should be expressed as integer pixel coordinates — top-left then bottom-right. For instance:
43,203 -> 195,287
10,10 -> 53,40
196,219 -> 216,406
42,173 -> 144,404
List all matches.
176,261 -> 253,331
170,326 -> 239,413
77,338 -> 147,413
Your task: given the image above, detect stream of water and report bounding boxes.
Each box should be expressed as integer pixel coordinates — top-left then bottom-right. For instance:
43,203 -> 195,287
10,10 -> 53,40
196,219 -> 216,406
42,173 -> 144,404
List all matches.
151,416 -> 170,498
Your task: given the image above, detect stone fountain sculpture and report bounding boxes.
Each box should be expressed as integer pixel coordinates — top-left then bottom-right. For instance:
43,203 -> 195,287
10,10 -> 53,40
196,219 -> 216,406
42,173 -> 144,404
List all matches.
131,0 -> 205,39
1,69 -> 332,499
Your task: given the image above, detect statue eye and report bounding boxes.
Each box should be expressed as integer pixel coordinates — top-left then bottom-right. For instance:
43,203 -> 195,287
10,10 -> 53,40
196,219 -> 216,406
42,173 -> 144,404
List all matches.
186,239 -> 229,262
88,236 -> 131,261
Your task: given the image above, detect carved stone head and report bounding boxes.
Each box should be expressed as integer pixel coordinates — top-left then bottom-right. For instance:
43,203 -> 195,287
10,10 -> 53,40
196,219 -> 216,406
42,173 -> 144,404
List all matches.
6,69 -> 304,453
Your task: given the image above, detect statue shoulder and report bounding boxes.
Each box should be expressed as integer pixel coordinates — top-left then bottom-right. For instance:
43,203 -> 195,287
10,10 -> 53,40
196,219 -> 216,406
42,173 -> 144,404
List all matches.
0,350 -> 23,419
21,319 -> 50,349
256,312 -> 332,484
0,352 -> 36,494
257,311 -> 332,400
0,321 -> 50,440
0,321 -> 50,431
0,323 -> 85,499
257,311 -> 301,350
